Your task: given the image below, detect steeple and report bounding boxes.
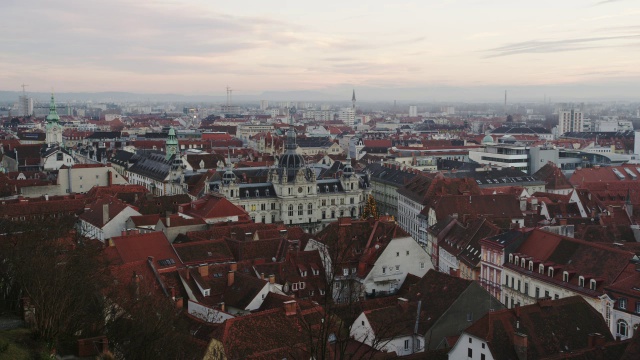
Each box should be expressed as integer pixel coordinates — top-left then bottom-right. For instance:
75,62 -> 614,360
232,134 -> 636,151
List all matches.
165,127 -> 178,160
278,107 -> 305,171
343,151 -> 354,178
46,93 -> 60,123
222,147 -> 236,185
352,89 -> 356,110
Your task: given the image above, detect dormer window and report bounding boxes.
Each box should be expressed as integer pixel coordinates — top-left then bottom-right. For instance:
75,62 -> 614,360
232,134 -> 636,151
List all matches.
590,279 -> 597,290
334,185 -> 338,192
300,282 -> 305,289
539,264 -> 544,274
509,254 -> 514,263
265,189 -> 269,196
514,256 -> 519,265
255,190 -> 260,197
548,267 -> 554,277
563,271 -> 569,282
579,276 -> 585,287
528,261 -> 534,271
520,258 -> 526,268
619,298 -> 627,310
292,283 -> 298,291
245,190 -> 249,197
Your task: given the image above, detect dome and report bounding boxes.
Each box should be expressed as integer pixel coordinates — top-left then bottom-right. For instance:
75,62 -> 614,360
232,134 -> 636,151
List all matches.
222,169 -> 236,184
482,135 -> 494,144
279,152 -> 304,169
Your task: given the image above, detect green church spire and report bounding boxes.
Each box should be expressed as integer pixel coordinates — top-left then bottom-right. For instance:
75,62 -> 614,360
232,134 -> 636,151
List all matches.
46,93 -> 60,123
166,127 -> 178,160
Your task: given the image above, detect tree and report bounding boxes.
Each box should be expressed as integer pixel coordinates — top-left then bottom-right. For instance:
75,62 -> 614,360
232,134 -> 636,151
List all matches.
361,194 -> 379,220
0,216 -> 109,351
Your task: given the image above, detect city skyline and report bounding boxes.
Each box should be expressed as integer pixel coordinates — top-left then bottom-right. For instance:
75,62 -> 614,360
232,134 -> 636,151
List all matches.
2,0 -> 640,101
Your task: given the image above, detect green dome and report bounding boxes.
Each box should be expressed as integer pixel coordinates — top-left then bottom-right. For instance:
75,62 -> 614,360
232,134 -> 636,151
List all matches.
482,135 -> 494,144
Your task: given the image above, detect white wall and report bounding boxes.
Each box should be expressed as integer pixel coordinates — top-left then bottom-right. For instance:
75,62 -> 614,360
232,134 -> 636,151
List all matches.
187,300 -> 235,323
449,333 -> 493,360
102,207 -> 142,241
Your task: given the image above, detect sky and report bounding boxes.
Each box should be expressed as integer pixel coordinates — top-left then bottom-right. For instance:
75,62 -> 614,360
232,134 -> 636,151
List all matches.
2,0 -> 640,101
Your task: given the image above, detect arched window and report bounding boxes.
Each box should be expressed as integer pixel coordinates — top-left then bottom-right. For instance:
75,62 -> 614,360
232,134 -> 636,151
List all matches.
617,320 -> 629,338
528,261 -> 534,271
590,279 -> 597,291
539,264 -> 544,274
288,205 -> 293,217
298,204 -> 303,216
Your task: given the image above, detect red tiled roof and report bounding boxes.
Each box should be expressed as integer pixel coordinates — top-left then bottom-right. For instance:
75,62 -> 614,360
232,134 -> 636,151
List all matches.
173,239 -> 234,265
464,296 -> 614,360
79,197 -> 139,228
110,231 -> 180,271
179,194 -> 249,221
363,139 -> 392,148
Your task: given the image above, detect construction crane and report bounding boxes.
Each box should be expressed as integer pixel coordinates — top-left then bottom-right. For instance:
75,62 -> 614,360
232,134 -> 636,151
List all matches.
21,84 -> 28,94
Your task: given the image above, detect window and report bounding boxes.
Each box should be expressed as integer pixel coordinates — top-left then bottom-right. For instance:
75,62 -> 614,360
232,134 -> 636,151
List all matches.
322,199 -> 326,206
343,268 -> 349,276
505,295 -> 509,307
331,199 -> 335,205
265,189 -> 269,196
322,210 -> 326,219
292,283 -> 298,291
579,276 -> 585,287
261,203 -> 266,211
528,261 -> 533,271
481,354 -> 486,360
554,294 -> 559,300
298,204 -> 303,216
406,250 -> 410,256
271,203 -> 276,210
590,279 -> 597,291
545,290 -> 550,298
548,267 -> 554,277
416,339 -> 421,350
563,271 -> 569,282
535,287 -> 540,298
420,262 -> 425,270
517,280 -> 521,291
524,282 -> 529,295
288,205 -> 293,217
505,274 -> 509,286
395,265 -> 400,272
468,348 -> 473,358
539,264 -> 544,274
382,266 -> 386,274
396,252 -> 400,257
619,298 -> 627,310
308,203 -> 312,215
404,340 -> 409,350
331,210 -> 335,218
469,337 -> 472,344
300,282 -> 305,289
617,320 -> 629,338
351,267 -> 356,275
636,302 -> 640,314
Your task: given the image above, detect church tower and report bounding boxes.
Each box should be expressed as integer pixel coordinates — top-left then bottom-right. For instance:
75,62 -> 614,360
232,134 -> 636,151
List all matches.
352,89 -> 356,111
45,93 -> 62,147
165,127 -> 178,160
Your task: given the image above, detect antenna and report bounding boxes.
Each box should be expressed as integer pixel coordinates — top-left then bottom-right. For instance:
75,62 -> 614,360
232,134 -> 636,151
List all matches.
21,84 -> 28,94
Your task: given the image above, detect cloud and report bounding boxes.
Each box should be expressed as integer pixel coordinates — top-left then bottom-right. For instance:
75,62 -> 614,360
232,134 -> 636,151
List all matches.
485,34 -> 640,57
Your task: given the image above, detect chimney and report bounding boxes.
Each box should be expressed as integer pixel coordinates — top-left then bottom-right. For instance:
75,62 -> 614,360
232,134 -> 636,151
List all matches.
260,273 -> 265,280
166,215 -> 171,227
230,262 -> 237,272
513,333 -> 528,360
102,203 -> 109,225
398,297 -> 409,310
559,218 -> 567,226
284,300 -> 297,316
279,229 -> 288,240
269,274 -> 275,284
175,297 -> 184,309
227,271 -> 235,287
107,170 -> 113,186
121,230 -> 127,237
588,333 -> 606,348
245,232 -> 252,241
199,265 -> 209,277
169,287 -> 176,300
132,271 -> 140,300
220,302 -> 225,312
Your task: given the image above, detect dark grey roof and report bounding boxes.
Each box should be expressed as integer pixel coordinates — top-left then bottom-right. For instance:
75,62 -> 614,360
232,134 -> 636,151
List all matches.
237,183 -> 277,199
86,131 -> 122,140
296,138 -> 334,148
127,151 -> 175,182
491,126 -> 551,135
316,179 -> 345,193
365,163 -> 417,187
110,150 -> 135,167
562,131 -> 635,139
443,168 -> 545,187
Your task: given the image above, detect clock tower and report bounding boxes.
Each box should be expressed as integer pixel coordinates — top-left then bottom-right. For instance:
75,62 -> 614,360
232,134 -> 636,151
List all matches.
45,93 -> 62,147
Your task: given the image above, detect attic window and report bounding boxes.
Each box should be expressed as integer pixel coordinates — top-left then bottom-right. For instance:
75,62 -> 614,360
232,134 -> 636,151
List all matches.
563,271 -> 569,282
509,254 -> 514,263
514,256 -> 519,265
548,267 -> 554,277
292,283 -> 298,291
300,282 -> 305,289
528,261 -> 533,271
158,258 -> 175,267
590,279 -> 597,291
265,189 -> 269,196
312,268 -> 319,276
579,276 -> 585,287
255,190 -> 260,197
245,190 -> 249,197
520,258 -> 526,268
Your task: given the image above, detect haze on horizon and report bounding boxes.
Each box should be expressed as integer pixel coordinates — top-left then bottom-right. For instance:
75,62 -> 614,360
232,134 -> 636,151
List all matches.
2,0 -> 640,102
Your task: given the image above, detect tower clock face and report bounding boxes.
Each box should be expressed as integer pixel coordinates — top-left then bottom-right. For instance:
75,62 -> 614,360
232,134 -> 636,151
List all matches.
52,126 -> 58,132
298,187 -> 303,193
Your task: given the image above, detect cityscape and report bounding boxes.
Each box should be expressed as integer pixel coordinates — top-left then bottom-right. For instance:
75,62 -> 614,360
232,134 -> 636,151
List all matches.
2,1 -> 640,360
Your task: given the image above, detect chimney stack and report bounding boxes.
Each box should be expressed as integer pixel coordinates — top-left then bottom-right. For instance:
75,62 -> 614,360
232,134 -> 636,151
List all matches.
102,203 -> 110,225
398,297 -> 409,310
228,271 -> 235,287
513,333 -> 528,360
269,274 -> 275,284
199,265 -> 209,277
260,273 -> 265,280
283,300 -> 297,316
220,302 -> 225,312
588,333 -> 606,348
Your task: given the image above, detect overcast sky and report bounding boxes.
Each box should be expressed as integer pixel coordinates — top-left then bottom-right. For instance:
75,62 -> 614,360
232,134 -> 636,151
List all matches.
2,0 -> 640,101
